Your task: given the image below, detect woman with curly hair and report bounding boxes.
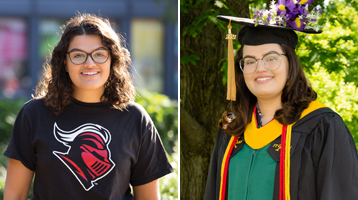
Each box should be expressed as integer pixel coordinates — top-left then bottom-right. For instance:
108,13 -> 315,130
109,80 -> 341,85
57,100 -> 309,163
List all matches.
204,2 -> 358,200
4,13 -> 172,200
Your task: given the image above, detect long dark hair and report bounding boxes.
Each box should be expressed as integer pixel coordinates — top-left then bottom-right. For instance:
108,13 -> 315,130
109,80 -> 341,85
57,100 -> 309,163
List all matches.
34,13 -> 135,115
219,44 -> 317,136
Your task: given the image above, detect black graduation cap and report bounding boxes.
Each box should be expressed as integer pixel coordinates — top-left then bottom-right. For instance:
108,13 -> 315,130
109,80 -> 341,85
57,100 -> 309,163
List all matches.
217,15 -> 322,49
217,4 -> 323,101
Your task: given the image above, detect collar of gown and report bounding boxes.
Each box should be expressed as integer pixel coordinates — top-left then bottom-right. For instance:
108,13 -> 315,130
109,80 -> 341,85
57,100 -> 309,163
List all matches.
245,100 -> 326,149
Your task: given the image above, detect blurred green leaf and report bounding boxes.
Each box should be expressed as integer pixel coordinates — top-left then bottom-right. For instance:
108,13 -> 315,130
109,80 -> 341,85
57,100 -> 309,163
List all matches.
306,64 -> 358,147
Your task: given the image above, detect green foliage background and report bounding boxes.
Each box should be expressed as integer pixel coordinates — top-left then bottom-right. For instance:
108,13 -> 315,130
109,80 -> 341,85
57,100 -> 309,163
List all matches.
296,0 -> 358,145
0,91 -> 178,199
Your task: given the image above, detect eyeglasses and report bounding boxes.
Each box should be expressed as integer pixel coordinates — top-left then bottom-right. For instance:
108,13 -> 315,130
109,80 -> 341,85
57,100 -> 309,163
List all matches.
239,53 -> 286,74
66,49 -> 111,65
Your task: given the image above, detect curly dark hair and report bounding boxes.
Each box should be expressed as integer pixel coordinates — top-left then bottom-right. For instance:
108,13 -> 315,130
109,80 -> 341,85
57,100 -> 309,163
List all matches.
219,44 -> 317,136
34,13 -> 135,114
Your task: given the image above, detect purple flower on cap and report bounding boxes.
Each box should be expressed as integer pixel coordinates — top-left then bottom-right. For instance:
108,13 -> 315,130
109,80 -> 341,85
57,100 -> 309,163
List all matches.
252,0 -> 321,32
295,0 -> 313,6
287,17 -> 305,31
286,0 -> 297,12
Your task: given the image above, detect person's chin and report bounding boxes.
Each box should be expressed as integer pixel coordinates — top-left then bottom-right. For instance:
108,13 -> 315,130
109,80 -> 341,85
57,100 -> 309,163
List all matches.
253,90 -> 278,99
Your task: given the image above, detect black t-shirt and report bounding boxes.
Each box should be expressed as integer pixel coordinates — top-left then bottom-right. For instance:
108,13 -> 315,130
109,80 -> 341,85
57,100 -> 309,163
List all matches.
4,98 -> 173,200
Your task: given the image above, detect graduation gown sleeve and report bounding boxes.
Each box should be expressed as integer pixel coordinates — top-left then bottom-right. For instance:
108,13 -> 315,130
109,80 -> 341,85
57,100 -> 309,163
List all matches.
204,128 -> 229,200
310,112 -> 358,199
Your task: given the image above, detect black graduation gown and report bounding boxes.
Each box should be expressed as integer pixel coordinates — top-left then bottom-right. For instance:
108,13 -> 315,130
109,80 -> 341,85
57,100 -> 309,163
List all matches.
204,107 -> 358,200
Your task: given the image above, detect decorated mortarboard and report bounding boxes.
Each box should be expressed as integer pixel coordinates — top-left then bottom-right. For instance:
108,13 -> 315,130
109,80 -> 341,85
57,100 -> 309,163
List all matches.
218,0 -> 323,101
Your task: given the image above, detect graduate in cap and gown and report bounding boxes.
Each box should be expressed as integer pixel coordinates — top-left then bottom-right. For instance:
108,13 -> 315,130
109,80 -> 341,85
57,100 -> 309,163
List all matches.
204,1 -> 358,200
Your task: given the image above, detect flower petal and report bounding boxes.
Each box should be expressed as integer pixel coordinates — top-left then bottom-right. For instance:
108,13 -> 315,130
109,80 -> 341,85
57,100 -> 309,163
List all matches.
298,0 -> 313,6
278,0 -> 287,5
286,0 -> 297,11
278,4 -> 286,11
287,17 -> 305,31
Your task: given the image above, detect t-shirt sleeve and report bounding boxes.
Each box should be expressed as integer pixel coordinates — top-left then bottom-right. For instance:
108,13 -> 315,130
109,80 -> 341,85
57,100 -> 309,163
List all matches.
129,114 -> 173,186
3,106 -> 36,171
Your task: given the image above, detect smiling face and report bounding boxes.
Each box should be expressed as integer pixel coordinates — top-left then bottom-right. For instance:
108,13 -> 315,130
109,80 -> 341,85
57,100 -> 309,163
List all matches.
242,43 -> 289,102
65,34 -> 111,102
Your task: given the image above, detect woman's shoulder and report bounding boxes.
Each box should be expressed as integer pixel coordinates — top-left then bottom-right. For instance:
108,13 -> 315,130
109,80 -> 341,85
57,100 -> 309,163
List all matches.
293,106 -> 346,134
21,98 -> 49,113
125,101 -> 149,116
214,127 -> 233,148
123,101 -> 153,123
12,98 -> 53,126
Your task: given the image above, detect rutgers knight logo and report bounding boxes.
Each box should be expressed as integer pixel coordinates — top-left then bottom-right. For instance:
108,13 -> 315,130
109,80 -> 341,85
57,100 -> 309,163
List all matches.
53,123 -> 115,191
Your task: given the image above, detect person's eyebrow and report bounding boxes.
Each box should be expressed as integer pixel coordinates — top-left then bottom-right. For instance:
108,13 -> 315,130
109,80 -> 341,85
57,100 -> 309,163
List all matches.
243,50 -> 282,59
242,55 -> 256,59
263,50 -> 281,57
68,46 -> 107,53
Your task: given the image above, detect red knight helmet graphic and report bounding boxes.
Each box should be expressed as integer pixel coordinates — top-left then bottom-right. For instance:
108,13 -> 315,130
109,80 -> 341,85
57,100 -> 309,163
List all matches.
52,123 -> 115,191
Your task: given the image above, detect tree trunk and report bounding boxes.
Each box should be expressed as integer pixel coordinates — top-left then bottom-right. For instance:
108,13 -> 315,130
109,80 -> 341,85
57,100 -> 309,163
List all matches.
180,1 -> 249,199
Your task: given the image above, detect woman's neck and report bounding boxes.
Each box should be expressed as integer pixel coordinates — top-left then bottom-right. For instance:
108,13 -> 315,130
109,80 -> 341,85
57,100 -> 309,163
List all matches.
257,98 -> 282,125
72,88 -> 104,103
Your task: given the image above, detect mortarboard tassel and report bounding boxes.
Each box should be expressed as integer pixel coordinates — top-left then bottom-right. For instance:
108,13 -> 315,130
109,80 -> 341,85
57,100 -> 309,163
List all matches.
226,19 -> 236,101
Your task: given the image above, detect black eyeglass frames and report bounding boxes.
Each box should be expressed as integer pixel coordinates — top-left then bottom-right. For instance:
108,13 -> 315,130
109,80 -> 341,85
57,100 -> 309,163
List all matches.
66,49 -> 111,65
